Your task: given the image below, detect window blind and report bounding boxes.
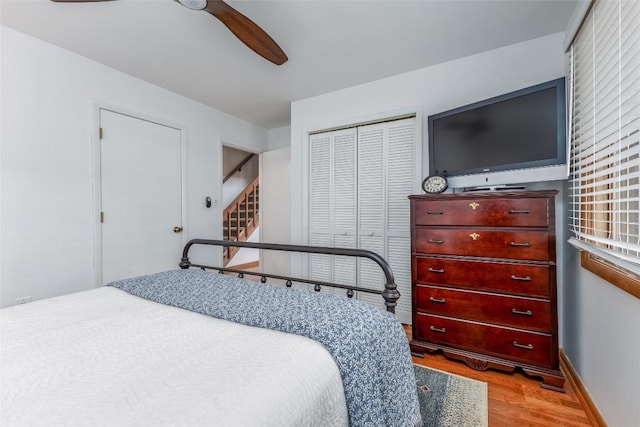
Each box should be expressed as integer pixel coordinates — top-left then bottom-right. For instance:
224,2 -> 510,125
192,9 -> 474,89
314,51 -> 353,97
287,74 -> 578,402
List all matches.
569,0 -> 640,268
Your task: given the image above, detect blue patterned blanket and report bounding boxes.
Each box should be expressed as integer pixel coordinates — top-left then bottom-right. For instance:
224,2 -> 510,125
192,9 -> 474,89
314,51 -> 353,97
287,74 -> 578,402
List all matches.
108,269 -> 422,426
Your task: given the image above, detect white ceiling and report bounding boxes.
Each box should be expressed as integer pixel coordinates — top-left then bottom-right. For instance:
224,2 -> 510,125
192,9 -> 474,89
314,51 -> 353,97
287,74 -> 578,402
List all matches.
1,0 -> 579,129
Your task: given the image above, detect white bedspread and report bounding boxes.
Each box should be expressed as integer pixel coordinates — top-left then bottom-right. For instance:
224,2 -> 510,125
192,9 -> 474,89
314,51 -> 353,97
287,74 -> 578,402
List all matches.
0,287 -> 349,427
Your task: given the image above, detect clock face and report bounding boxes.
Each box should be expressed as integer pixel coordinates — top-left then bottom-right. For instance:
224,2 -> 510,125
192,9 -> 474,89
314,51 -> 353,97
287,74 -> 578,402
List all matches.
422,175 -> 448,194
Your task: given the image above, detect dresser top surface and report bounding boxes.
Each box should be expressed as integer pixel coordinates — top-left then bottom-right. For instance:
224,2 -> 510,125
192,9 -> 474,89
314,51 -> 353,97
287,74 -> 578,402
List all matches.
409,190 -> 558,200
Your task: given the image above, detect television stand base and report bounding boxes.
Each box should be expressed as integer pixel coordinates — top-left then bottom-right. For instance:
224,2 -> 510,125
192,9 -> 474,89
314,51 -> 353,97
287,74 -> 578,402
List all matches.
461,184 -> 526,192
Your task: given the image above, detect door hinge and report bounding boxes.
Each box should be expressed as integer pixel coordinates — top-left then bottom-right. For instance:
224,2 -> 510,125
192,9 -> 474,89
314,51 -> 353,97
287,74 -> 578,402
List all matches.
99,128 -> 103,139
100,211 -> 104,223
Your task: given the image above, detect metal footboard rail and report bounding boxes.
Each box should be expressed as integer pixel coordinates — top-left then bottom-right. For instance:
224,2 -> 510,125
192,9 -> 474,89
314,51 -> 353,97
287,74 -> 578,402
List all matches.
179,239 -> 400,313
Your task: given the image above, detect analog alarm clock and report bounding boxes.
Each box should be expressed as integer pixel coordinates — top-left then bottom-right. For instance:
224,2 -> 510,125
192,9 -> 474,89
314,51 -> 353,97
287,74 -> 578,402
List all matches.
422,174 -> 448,194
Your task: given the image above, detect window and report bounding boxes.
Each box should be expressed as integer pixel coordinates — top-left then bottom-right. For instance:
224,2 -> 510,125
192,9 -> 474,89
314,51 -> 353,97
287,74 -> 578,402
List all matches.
568,0 -> 640,297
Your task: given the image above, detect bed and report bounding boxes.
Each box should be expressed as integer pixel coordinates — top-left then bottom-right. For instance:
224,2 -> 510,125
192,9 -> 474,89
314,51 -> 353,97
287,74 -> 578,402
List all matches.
1,239 -> 422,426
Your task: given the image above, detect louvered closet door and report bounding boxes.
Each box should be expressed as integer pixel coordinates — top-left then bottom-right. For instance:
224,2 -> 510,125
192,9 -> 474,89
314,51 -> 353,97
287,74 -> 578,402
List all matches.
309,133 -> 332,285
308,117 -> 417,321
356,118 -> 416,323
357,123 -> 386,310
332,130 -> 357,295
308,129 -> 357,295
385,118 -> 416,324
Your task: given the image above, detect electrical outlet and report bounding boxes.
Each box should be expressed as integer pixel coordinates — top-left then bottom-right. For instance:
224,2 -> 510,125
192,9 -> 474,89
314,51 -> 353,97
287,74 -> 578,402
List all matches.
16,296 -> 31,304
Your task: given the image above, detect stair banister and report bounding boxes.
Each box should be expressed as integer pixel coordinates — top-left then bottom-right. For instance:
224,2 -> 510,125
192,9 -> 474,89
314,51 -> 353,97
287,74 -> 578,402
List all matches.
222,176 -> 260,265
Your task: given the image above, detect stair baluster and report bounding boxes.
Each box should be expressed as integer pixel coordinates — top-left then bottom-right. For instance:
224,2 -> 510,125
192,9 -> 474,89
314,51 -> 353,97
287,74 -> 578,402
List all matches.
222,176 -> 259,265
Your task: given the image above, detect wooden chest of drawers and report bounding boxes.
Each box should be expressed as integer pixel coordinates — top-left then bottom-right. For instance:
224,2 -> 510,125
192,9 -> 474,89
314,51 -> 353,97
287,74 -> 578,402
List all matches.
409,191 -> 565,391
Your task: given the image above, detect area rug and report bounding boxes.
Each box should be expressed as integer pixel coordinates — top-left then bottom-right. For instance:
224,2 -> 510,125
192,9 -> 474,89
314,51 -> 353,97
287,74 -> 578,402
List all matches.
414,364 -> 488,427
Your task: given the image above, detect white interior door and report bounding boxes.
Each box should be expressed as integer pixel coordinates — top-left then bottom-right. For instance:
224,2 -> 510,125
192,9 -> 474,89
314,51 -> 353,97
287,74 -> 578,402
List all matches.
100,109 -> 183,284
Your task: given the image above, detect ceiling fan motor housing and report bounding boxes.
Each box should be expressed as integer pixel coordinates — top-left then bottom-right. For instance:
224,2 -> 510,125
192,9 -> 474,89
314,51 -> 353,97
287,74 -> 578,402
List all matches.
176,0 -> 207,10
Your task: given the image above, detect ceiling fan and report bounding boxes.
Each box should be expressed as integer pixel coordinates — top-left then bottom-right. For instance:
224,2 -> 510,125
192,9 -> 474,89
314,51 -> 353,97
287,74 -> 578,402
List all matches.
50,0 -> 288,65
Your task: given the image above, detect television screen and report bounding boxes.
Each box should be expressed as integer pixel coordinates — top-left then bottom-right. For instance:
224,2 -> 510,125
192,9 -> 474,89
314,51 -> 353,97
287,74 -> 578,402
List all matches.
428,78 -> 566,180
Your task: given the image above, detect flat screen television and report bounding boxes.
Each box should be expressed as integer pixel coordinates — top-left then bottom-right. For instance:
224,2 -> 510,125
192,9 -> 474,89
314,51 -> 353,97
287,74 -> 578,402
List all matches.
428,77 -> 566,190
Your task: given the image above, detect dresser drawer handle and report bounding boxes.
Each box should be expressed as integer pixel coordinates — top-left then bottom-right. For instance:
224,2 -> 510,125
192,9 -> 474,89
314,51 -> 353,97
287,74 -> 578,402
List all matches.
510,275 -> 532,281
512,308 -> 533,316
430,326 -> 446,333
429,297 -> 446,304
509,242 -> 531,247
512,341 -> 534,350
427,210 -> 444,215
428,239 -> 445,244
509,209 -> 531,214
428,268 -> 445,274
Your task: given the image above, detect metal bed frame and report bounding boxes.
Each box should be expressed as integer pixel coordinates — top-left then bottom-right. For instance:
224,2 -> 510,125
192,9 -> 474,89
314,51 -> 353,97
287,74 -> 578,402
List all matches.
179,239 -> 401,313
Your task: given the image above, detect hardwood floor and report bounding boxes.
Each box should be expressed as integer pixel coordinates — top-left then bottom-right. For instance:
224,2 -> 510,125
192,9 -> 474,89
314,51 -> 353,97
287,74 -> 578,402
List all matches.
406,327 -> 594,427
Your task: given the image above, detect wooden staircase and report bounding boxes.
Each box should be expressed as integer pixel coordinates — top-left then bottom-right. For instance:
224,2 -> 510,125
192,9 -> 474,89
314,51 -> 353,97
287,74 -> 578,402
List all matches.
223,176 -> 259,265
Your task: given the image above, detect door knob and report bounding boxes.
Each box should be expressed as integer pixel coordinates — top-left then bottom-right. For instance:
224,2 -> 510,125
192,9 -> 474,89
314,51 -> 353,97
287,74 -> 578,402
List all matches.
173,226 -> 183,233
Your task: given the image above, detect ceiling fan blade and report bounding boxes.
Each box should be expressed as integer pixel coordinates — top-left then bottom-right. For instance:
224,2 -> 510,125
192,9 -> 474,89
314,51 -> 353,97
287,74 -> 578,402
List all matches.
204,0 -> 288,65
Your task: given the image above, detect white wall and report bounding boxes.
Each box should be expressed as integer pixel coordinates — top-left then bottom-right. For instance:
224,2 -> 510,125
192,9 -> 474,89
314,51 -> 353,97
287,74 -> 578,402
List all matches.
0,26 -> 267,307
289,30 -> 639,426
563,256 -> 640,426
290,32 -> 567,249
267,126 -> 291,151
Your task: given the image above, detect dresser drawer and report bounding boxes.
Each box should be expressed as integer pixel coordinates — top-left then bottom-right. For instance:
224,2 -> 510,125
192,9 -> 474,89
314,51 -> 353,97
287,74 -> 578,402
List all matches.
413,197 -> 549,227
415,285 -> 551,331
414,228 -> 550,261
414,313 -> 553,368
415,257 -> 550,298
